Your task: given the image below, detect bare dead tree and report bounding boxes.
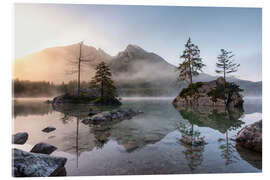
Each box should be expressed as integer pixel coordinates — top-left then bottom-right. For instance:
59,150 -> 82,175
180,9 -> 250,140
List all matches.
65,41 -> 101,96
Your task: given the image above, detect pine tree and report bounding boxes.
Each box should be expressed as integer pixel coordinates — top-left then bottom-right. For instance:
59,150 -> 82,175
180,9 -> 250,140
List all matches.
177,38 -> 205,87
216,49 -> 240,108
90,62 -> 117,101
216,49 -> 240,81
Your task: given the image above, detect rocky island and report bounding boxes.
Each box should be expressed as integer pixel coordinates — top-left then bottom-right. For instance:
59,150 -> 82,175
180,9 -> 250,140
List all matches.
173,77 -> 244,109
51,92 -> 121,106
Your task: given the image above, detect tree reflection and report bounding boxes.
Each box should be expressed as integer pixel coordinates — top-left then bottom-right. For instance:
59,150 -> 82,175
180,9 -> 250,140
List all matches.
177,121 -> 205,173
208,109 -> 243,165
177,106 -> 244,169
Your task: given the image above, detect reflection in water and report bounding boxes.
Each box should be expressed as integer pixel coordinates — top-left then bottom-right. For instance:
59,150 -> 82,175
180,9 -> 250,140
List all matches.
181,142 -> 204,173
53,100 -> 181,154
12,98 -> 262,175
13,101 -> 53,118
236,144 -> 262,170
177,106 -> 245,168
177,122 -> 205,173
176,106 -> 244,133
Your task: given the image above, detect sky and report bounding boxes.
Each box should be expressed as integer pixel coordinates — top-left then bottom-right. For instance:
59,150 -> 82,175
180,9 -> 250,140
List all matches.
15,3 -> 262,81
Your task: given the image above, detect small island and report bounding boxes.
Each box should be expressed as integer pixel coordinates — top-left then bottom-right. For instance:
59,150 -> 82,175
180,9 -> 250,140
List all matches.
172,38 -> 261,153
52,58 -> 121,106
172,77 -> 244,109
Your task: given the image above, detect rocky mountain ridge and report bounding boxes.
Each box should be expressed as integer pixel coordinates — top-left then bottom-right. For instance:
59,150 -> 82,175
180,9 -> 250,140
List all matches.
13,43 -> 262,96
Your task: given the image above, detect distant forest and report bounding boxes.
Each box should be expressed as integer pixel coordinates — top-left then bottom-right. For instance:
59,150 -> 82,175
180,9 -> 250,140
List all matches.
13,79 -> 178,97
13,79 -> 85,97
13,78 -> 261,98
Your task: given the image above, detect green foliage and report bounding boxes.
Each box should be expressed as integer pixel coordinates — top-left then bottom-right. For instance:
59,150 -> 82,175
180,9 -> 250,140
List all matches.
13,79 -> 57,97
177,38 -> 205,85
90,61 -> 117,100
207,82 -> 243,102
226,82 -> 243,93
179,82 -> 204,98
207,84 -> 226,102
61,93 -> 97,104
13,79 -> 90,97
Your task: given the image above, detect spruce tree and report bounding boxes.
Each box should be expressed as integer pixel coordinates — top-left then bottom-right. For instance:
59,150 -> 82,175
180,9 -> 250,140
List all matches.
216,49 -> 240,81
177,38 -> 205,87
90,62 -> 117,101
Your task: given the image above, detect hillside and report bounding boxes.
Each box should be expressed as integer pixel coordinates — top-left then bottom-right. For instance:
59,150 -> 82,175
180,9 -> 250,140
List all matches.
13,43 -> 262,96
13,43 -> 111,84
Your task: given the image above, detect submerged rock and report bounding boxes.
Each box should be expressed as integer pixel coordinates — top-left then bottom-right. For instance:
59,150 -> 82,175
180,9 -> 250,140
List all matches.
12,132 -> 28,145
30,142 -> 57,155
172,77 -> 244,109
236,120 -> 262,152
12,148 -> 67,177
42,126 -> 56,133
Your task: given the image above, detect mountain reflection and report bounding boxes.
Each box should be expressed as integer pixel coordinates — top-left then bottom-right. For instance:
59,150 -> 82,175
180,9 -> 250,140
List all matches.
51,100 -> 180,154
12,98 -> 262,174
13,100 -> 53,118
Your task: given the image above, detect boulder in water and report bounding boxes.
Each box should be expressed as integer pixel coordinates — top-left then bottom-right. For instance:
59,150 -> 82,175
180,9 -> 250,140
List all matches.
236,120 -> 262,152
42,126 -> 56,133
12,132 -> 28,145
30,142 -> 57,155
12,148 -> 67,177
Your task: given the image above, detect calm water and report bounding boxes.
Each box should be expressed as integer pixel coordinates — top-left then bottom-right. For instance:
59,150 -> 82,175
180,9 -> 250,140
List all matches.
12,97 -> 262,175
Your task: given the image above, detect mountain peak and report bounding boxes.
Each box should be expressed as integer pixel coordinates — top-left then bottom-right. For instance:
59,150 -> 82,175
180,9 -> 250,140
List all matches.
126,44 -> 143,50
125,44 -> 147,54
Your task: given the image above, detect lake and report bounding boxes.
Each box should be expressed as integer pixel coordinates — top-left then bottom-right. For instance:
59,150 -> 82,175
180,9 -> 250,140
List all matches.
12,97 -> 262,175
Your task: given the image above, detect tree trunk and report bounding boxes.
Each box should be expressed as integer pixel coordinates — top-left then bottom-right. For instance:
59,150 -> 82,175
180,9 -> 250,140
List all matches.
76,115 -> 79,168
101,79 -> 104,101
223,65 -> 227,109
77,42 -> 82,97
188,56 -> 193,87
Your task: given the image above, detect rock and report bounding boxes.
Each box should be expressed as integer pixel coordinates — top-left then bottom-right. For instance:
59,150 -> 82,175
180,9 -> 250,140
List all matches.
52,93 -> 97,104
82,109 -> 143,125
81,118 -> 92,125
100,111 -> 112,119
92,114 -> 107,122
42,126 -> 56,133
30,142 -> 57,155
12,132 -> 28,145
236,120 -> 262,152
12,148 -> 67,177
88,108 -> 98,116
172,77 -> 244,109
49,166 -> 67,176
